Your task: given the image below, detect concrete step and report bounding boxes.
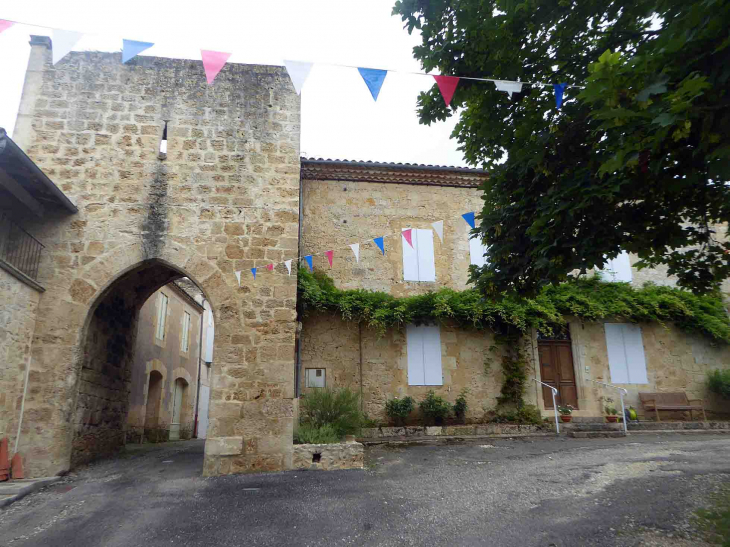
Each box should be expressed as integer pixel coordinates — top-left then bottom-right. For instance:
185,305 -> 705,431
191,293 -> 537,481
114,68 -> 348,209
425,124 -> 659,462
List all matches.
569,431 -> 627,439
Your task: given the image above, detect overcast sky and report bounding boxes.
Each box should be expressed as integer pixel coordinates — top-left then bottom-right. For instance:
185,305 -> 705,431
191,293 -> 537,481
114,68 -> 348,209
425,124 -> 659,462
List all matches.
0,0 -> 469,167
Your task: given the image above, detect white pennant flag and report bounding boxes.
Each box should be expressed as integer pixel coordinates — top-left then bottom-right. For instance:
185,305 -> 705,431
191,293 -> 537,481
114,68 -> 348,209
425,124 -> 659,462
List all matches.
494,80 -> 523,98
349,243 -> 360,263
234,270 -> 242,286
285,259 -> 292,275
283,60 -> 313,95
52,30 -> 84,65
432,220 -> 444,243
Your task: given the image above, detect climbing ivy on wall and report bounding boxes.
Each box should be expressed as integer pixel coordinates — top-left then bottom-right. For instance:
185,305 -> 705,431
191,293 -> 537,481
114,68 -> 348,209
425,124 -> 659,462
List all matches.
297,268 -> 730,343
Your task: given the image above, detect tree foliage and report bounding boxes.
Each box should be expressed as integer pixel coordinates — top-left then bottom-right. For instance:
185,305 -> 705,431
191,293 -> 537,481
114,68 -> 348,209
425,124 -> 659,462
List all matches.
392,0 -> 730,294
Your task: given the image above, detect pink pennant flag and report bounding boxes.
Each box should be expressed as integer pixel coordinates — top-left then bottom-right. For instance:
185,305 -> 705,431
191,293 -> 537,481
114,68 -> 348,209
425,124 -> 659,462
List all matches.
433,75 -> 460,106
201,50 -> 232,84
325,250 -> 334,268
402,228 -> 414,248
0,20 -> 14,34
266,263 -> 274,271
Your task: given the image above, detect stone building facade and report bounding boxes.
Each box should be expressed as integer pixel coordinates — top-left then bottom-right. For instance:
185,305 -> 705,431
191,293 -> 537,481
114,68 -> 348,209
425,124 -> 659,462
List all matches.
125,281 -> 204,443
5,37 -> 301,478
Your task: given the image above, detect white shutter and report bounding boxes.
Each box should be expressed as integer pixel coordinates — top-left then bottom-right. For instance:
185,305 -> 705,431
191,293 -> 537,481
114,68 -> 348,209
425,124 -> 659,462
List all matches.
402,230 -> 419,281
416,229 -> 436,282
407,324 -> 425,385
422,325 -> 443,386
204,309 -> 214,362
181,312 -> 191,352
156,293 -> 168,340
601,251 -> 632,282
622,324 -> 648,383
605,323 -> 629,383
469,235 -> 488,267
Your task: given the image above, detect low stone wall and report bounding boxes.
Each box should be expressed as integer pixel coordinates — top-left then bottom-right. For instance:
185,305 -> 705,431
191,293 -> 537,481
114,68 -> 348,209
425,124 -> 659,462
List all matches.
292,441 -> 364,470
627,421 -> 730,431
359,424 -> 549,439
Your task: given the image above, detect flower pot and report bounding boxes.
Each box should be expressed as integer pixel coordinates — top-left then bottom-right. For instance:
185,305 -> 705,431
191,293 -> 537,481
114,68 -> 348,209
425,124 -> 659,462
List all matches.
606,416 -> 618,423
560,415 -> 572,423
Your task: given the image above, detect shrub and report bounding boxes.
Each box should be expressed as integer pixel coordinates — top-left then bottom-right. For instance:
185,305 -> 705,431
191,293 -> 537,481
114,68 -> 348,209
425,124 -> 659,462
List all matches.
385,396 -> 415,426
707,369 -> 730,399
419,391 -> 452,425
516,404 -> 543,425
454,388 -> 469,422
485,404 -> 542,425
294,423 -> 340,444
299,387 -> 362,437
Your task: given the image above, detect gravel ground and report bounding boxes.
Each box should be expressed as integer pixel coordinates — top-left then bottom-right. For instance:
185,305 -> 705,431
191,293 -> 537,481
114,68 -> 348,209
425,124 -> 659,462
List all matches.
0,433 -> 728,546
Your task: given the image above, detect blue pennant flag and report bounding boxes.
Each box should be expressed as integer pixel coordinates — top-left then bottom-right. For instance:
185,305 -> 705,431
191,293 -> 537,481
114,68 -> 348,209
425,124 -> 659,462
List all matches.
373,237 -> 385,255
251,267 -> 257,280
122,39 -> 155,63
305,255 -> 313,271
554,83 -> 567,109
358,68 -> 388,101
462,212 -> 476,229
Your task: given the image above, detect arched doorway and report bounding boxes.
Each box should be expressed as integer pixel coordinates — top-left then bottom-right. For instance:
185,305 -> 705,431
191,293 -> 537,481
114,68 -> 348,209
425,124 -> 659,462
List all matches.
145,370 -> 164,442
170,378 -> 189,441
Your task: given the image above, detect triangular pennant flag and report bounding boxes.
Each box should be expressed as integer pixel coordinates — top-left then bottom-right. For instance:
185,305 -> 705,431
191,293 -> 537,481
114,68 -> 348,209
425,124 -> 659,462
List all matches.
284,60 -> 313,95
432,220 -> 444,243
234,270 -> 242,286
554,83 -> 567,109
433,75 -> 459,107
0,20 -> 14,34
494,80 -> 523,98
52,29 -> 84,65
305,255 -> 313,271
325,250 -> 334,268
462,212 -> 476,229
357,68 -> 387,101
122,39 -> 154,63
266,263 -> 274,271
201,50 -> 232,84
349,243 -> 360,263
285,259 -> 292,275
374,237 -> 385,255
402,228 -> 414,248
251,267 -> 257,280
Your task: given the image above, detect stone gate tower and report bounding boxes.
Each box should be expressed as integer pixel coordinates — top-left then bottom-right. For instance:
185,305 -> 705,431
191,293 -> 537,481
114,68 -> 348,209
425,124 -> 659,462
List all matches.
10,37 -> 301,477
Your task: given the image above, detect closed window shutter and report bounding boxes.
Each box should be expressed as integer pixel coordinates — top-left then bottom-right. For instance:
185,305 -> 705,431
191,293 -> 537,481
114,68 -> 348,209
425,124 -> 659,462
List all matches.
402,231 -> 419,281
622,324 -> 648,383
407,324 -> 425,385
601,251 -> 632,282
469,235 -> 488,267
416,229 -> 436,281
156,293 -> 168,340
605,323 -> 629,383
422,325 -> 443,386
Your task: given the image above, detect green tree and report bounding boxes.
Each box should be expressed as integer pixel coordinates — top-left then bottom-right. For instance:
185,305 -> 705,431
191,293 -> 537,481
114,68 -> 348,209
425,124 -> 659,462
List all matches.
393,0 -> 730,295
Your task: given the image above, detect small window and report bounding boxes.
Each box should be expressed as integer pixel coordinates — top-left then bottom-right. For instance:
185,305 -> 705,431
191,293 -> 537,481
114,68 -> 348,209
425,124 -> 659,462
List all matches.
155,293 -> 168,340
181,311 -> 191,352
469,235 -> 488,267
407,324 -> 443,386
402,229 -> 436,282
600,251 -> 632,282
605,323 -> 648,384
159,122 -> 168,154
305,368 -> 326,388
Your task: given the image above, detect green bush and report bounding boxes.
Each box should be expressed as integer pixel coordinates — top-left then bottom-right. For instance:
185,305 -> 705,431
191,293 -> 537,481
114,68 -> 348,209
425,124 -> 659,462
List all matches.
486,404 -> 542,425
294,423 -> 340,444
454,388 -> 469,422
419,391 -> 452,425
707,369 -> 730,399
385,396 -> 415,425
299,387 -> 362,437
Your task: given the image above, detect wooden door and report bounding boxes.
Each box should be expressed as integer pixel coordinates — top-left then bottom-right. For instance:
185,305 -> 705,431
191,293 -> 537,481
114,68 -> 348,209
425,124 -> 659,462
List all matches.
538,341 -> 578,409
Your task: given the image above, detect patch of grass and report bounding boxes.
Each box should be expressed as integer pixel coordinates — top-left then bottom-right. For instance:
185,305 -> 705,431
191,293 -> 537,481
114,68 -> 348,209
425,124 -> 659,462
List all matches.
293,424 -> 340,444
693,483 -> 730,545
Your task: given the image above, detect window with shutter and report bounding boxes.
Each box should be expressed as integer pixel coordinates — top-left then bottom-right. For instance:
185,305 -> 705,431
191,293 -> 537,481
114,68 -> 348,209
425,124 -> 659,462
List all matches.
605,323 -> 648,384
181,311 -> 191,352
600,251 -> 632,282
407,324 -> 443,386
155,293 -> 168,340
469,235 -> 488,267
402,229 -> 436,282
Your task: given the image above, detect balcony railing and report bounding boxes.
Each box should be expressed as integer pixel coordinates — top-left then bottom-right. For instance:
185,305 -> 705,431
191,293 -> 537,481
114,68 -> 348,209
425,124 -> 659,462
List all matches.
0,213 -> 44,282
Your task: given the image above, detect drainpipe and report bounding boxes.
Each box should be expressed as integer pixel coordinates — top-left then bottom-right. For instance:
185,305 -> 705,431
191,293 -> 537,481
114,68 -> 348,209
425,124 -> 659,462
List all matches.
193,299 -> 206,438
359,322 -> 364,413
295,165 -> 304,398
14,353 -> 32,454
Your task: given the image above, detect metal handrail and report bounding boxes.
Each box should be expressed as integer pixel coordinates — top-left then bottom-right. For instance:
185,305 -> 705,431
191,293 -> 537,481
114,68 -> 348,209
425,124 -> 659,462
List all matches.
533,378 -> 560,434
591,380 -> 628,434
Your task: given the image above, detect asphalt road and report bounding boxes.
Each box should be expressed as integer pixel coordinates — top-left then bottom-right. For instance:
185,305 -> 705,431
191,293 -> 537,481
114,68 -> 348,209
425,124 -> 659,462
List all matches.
1,433 -> 728,546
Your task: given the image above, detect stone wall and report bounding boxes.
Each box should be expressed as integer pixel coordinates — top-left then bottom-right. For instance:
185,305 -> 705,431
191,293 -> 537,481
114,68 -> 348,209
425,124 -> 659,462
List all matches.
10,39 -> 301,477
292,441 -> 364,470
0,267 -> 41,451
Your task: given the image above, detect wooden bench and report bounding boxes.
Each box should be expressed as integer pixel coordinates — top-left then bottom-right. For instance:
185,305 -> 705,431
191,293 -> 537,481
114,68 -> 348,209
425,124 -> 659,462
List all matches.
638,392 -> 706,422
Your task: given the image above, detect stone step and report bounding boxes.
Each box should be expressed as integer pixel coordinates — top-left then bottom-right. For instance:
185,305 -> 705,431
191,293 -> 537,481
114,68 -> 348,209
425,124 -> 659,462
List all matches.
565,422 -> 622,432
569,431 -> 627,439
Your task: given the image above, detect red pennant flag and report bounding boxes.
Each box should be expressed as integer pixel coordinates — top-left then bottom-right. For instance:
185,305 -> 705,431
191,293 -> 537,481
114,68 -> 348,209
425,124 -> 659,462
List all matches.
433,75 -> 459,106
402,229 -> 414,248
201,50 -> 232,84
0,20 -> 14,34
266,263 -> 274,271
325,250 -> 334,268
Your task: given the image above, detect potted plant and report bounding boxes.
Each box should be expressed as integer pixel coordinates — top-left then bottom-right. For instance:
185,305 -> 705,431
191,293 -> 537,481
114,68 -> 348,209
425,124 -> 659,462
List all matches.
603,397 -> 619,422
557,405 -> 575,422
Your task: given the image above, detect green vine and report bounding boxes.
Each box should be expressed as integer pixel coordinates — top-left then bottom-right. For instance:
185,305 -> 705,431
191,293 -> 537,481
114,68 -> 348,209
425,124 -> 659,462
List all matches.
298,268 -> 730,343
